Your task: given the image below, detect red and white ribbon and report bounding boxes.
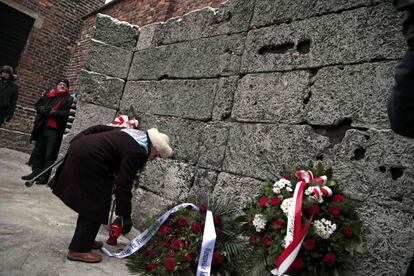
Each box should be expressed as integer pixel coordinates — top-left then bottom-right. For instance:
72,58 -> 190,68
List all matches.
271,170 -> 331,276
110,114 -> 139,129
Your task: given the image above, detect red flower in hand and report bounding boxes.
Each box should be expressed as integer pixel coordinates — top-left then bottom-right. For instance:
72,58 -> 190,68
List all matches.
183,253 -> 194,263
293,257 -> 305,269
147,261 -> 157,272
159,225 -> 171,235
304,238 -> 315,251
178,219 -> 189,227
270,197 -> 281,207
262,235 -> 272,247
343,227 -> 353,237
213,214 -> 222,225
165,257 -> 176,271
328,207 -> 341,218
212,251 -> 225,265
324,253 -> 337,266
172,239 -> 184,250
259,197 -> 268,207
333,194 -> 345,202
199,203 -> 208,214
191,222 -> 203,234
272,218 -> 285,230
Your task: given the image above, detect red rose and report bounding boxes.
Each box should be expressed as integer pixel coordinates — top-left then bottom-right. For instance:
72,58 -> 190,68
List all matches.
172,239 -> 184,250
283,175 -> 291,180
249,234 -> 257,245
199,203 -> 208,214
304,238 -> 315,251
191,222 -> 203,234
212,251 -> 225,265
293,257 -> 305,269
328,207 -> 341,218
262,235 -> 272,247
323,253 -> 337,266
270,197 -> 281,207
165,257 -> 176,271
147,261 -> 157,272
178,219 -> 189,227
343,227 -> 353,237
162,241 -> 170,248
183,253 -> 194,263
333,194 -> 345,202
272,219 -> 285,230
306,204 -> 319,215
213,214 -> 222,225
159,225 -> 171,235
259,197 -> 268,207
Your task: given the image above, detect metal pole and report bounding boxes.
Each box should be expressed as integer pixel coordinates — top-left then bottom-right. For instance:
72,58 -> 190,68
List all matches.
25,156 -> 66,187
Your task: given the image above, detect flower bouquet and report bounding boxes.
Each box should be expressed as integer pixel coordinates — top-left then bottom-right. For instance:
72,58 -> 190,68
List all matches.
240,163 -> 363,276
126,196 -> 249,275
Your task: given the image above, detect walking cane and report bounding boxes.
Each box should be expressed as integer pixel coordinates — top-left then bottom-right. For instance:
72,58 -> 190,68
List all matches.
24,156 -> 66,187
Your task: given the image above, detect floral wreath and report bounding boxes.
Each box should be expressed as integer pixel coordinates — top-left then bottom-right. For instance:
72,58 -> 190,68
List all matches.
240,163 -> 363,275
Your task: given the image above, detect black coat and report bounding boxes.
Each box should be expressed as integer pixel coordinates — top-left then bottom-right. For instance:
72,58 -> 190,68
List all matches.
0,78 -> 18,123
50,125 -> 149,224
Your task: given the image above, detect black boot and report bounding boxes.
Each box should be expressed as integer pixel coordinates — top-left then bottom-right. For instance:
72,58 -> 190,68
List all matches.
22,172 -> 36,180
36,175 -> 49,185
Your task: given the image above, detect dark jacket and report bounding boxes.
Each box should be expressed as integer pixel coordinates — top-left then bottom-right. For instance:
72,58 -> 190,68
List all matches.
0,78 -> 18,123
30,91 -> 73,141
387,48 -> 414,138
50,125 -> 149,224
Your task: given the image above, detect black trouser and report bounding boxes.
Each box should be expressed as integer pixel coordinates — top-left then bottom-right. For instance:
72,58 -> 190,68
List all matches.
69,214 -> 101,252
31,128 -> 60,179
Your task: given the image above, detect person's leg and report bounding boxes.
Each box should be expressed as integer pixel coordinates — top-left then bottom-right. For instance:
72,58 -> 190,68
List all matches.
36,129 -> 59,184
22,130 -> 46,180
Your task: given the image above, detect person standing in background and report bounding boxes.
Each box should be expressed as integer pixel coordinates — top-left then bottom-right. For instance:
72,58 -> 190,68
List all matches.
0,65 -> 18,127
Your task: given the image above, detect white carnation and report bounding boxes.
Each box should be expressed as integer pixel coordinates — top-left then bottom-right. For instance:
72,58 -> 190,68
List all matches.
312,218 -> 337,239
280,197 -> 293,215
253,214 -> 267,232
273,178 -> 292,193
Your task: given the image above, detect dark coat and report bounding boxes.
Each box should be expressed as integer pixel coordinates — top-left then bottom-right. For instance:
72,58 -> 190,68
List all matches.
0,78 -> 18,123
387,48 -> 414,138
50,125 -> 149,224
30,91 -> 73,142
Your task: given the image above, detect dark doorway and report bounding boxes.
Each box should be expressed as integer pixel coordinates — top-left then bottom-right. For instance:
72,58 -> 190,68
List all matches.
0,2 -> 35,70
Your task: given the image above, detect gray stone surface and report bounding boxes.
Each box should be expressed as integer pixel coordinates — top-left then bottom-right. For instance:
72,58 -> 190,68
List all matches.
85,39 -> 133,79
129,33 -> 245,80
139,159 -> 195,201
0,128 -> 31,154
198,123 -> 229,171
305,62 -> 398,128
233,71 -> 310,123
212,76 -> 238,120
212,172 -> 262,212
121,79 -> 218,120
222,123 -> 331,180
136,22 -> 164,50
78,69 -> 125,110
160,0 -> 254,44
139,114 -> 206,165
190,168 -> 218,198
251,0 -> 382,27
242,4 -> 404,73
93,13 -> 139,50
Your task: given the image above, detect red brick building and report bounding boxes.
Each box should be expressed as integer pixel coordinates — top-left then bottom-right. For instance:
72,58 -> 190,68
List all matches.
0,0 -> 221,152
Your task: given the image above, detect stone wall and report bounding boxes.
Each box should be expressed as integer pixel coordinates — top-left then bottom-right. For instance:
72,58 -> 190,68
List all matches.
69,1 -> 414,275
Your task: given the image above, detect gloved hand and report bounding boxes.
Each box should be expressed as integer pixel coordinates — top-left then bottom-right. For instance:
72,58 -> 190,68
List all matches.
122,216 -> 132,235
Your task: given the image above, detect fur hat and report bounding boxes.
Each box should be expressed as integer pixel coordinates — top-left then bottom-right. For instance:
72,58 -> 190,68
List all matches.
147,128 -> 173,158
1,65 -> 13,74
56,79 -> 70,87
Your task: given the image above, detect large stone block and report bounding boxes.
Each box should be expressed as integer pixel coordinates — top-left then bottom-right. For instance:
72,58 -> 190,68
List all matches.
129,33 -> 245,80
305,62 -> 398,128
190,168 -> 218,199
233,71 -> 310,123
242,4 -> 404,73
160,0 -> 254,44
332,129 -> 414,214
85,39 -> 133,79
93,13 -> 139,50
136,22 -> 164,50
251,0 -> 382,28
212,172 -> 262,212
222,123 -> 330,180
78,69 -> 125,110
212,76 -> 238,121
198,123 -> 229,170
139,114 -> 206,165
121,79 -> 217,120
139,159 -> 195,201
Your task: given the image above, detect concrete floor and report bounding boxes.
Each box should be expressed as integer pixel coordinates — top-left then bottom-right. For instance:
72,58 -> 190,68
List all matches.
0,148 -> 140,276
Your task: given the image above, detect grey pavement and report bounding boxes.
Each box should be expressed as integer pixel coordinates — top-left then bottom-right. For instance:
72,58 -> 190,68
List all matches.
0,148 -> 140,275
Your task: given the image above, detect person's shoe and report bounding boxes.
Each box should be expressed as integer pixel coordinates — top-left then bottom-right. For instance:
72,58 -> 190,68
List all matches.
21,172 -> 36,180
91,240 -> 103,250
36,176 -> 49,185
67,251 -> 102,263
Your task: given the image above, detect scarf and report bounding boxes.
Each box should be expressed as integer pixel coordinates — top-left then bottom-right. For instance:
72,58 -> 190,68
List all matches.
46,89 -> 69,129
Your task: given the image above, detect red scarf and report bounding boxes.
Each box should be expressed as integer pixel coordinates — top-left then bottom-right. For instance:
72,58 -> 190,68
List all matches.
46,89 -> 69,129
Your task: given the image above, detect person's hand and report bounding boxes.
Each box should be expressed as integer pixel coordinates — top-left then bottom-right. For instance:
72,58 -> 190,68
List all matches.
122,216 -> 132,235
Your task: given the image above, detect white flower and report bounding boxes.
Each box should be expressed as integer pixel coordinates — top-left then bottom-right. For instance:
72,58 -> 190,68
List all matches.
286,186 -> 293,192
280,198 -> 293,215
273,178 -> 291,193
253,214 -> 267,232
312,218 -> 337,239
305,186 -> 314,196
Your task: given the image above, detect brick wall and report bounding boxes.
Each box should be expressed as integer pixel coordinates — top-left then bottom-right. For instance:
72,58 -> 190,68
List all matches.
66,0 -> 223,90
1,0 -> 104,133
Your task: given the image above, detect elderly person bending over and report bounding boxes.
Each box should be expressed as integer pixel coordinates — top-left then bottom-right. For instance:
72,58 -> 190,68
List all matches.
49,124 -> 173,263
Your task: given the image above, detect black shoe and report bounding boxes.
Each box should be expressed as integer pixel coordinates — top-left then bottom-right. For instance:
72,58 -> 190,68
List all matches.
22,172 -> 36,180
36,176 -> 49,185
